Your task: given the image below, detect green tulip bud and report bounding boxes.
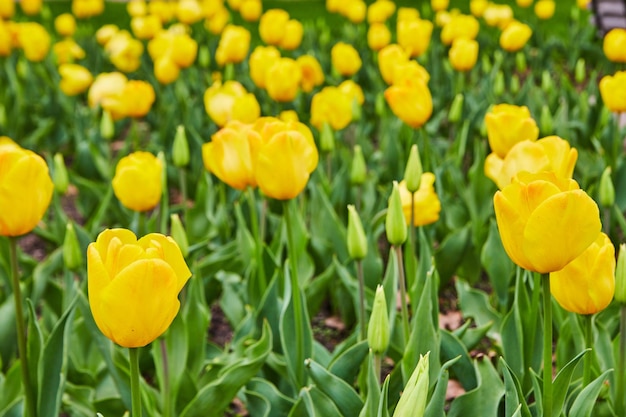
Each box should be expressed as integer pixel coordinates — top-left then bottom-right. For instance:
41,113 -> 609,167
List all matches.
393,352 -> 430,417
351,145 -> 367,185
0,103 -> 5,128
351,98 -> 362,122
63,222 -> 83,271
53,153 -> 69,195
493,50 -> 504,67
386,181 -> 407,246
515,52 -> 527,73
493,71 -> 505,97
375,92 -> 386,117
172,125 -> 190,168
541,70 -> 553,95
367,285 -> 389,354
170,213 -> 189,258
100,110 -> 115,140
481,54 -> 492,75
578,90 -> 589,120
599,167 -> 615,208
510,74 -> 520,94
199,45 -> 210,68
575,58 -> 586,84
403,145 -> 423,193
320,122 -> 335,152
616,244 -> 626,304
448,93 -> 464,123
347,204 -> 367,260
540,105 -> 553,135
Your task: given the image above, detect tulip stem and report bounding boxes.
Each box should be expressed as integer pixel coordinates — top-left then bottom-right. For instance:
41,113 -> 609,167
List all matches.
9,237 -> 36,417
374,353 -> 382,386
129,347 -> 142,417
248,188 -> 267,300
394,245 -> 410,346
159,339 -> 172,417
582,314 -> 593,387
615,305 -> 626,416
356,259 -> 366,341
542,274 -> 553,417
179,167 -> 188,223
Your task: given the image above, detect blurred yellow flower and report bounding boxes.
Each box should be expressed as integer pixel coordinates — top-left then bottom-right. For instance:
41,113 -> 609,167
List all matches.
96,24 -> 119,46
534,0 -> 555,19
204,80 -> 261,126
367,23 -> 391,51
603,28 -> 626,63
89,72 -> 128,111
310,86 -> 353,131
384,80 -> 433,128
397,7 -> 419,22
20,0 -> 42,15
154,56 -> 181,84
18,22 -> 50,62
599,71 -> 626,113
397,18 -> 433,58
339,80 -> 365,105
266,57 -> 301,102
431,0 -> 449,12
392,60 -> 430,87
104,80 -> 156,119
127,0 -> 147,17
516,0 -> 533,7
378,44 -> 409,85
367,0 -> 396,23
113,152 -> 162,212
449,37 -> 479,72
59,63 -> 93,96
440,14 -> 479,45
149,0 -> 175,22
500,21 -> 532,52
249,45 -> 281,89
279,110 -> 299,122
0,22 -> 11,57
176,0 -> 203,24
55,13 -> 77,37
215,24 -> 251,66
398,174 -> 441,226
297,54 -> 324,93
485,104 -> 539,158
469,0 -> 488,17
259,9 -> 289,45
331,42 -> 362,76
483,3 -> 513,28
88,228 -> 191,347
240,0 -> 262,21
205,6 -> 230,34
105,30 -> 144,73
280,19 -> 303,50
494,171 -> 601,273
53,38 -> 86,65
131,15 -> 162,40
72,0 -> 105,18
551,233 -> 615,315
0,0 -> 14,19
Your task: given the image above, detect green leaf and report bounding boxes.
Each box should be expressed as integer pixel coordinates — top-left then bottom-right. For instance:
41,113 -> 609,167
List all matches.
447,357 -> 505,417
500,358 -> 532,417
480,219 -> 514,308
456,280 -> 501,339
27,300 -> 43,405
552,349 -> 589,417
360,352 -> 381,417
0,361 -> 22,414
377,376 -> 391,417
568,369 -> 612,417
328,340 -> 369,384
301,386 -> 343,417
440,330 -> 476,391
246,378 -> 295,417
424,355 -> 461,417
0,296 -> 17,366
306,358 -> 364,415
182,272 -> 211,378
434,225 -> 471,285
459,321 -> 492,352
244,390 -> 271,417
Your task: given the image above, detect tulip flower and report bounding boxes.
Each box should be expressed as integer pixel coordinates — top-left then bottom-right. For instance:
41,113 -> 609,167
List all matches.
59,64 -> 93,96
449,37 -> 479,72
397,18 -> 433,58
72,0 -> 104,18
88,72 -> 128,114
215,24 -> 251,66
112,151 -> 163,212
130,14 -> 162,40
0,0 -> 14,19
0,141 -> 53,237
500,21 -> 532,52
440,14 -> 479,45
470,0 -> 488,17
0,22 -> 11,57
398,174 -> 441,226
378,44 -> 409,85
297,54 -> 325,93
534,0 -> 555,19
384,80 -> 433,129
603,28 -> 626,63
485,136 -> 578,190
20,0 -> 42,15
280,19 -> 303,50
343,0 -> 366,23
105,30 -> 144,73
105,80 -> 155,119
392,60 -> 430,88
149,0 -> 174,22
600,71 -> 626,113
339,79 -> 365,107
154,56 -> 180,84
368,285 -> 389,354
367,0 -> 396,23
176,0 -> 203,24
310,86 -> 353,131
249,45 -> 281,89
204,80 -> 261,127
331,42 -> 362,76
53,38 -> 86,65
259,9 -> 289,45
494,171 -> 601,273
240,0 -> 262,21
88,228 -> 191,348
516,0 -> 532,7
483,3 -> 513,28
96,24 -> 119,46
368,23 -> 391,51
55,13 -> 77,37
431,0 -> 449,12
550,233 -> 615,315
265,57 -> 302,102
202,121 -> 261,190
485,104 -> 539,158
393,353 -> 430,417
18,22 -> 50,62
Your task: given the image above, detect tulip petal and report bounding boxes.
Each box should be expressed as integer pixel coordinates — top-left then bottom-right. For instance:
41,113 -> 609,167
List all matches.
494,189 -> 534,270
94,228 -> 138,265
138,234 -> 191,291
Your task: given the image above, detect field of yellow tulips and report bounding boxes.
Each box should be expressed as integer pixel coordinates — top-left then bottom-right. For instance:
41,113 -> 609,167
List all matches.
1,0 -> 626,416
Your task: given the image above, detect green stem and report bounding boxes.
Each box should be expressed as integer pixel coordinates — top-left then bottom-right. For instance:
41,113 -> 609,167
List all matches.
283,200 -> 306,387
542,274 -> 553,417
159,340 -> 171,417
248,188 -> 267,298
138,211 -> 146,236
394,245 -> 410,346
410,192 -> 416,253
582,314 -> 593,387
129,348 -> 142,417
603,207 -> 612,236
356,260 -> 366,341
374,354 -> 382,386
179,167 -> 188,223
10,237 -> 36,417
615,305 -> 626,416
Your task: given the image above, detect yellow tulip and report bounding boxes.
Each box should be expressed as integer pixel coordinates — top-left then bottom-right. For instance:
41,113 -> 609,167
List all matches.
204,80 -> 260,127
397,7 -> 419,22
59,64 -> 93,96
154,56 -> 180,84
0,22 -> 11,57
279,110 -> 299,123
149,0 -> 174,22
392,60 -> 430,88
226,0 -> 243,12
20,0 -> 42,15
96,24 -> 119,46
127,0 -> 147,17
367,23 -> 391,51
171,33 -> 197,68
534,0 -> 555,19
215,24 -> 251,66
339,80 -> 365,105
367,0 -> 396,24
18,22 -> 50,62
259,9 -> 289,45
483,3 -> 513,28
131,15 -> 162,40
516,0 -> 533,7
449,37 -> 478,72
397,18 -> 433,58
112,152 -> 163,212
266,57 -> 301,102
280,19 -> 303,50
55,13 -> 77,37
470,0 -> 488,17
0,0 -> 14,19
384,80 -> 433,128
72,0 -> 105,18
240,0 -> 262,22
484,136 -> 578,190
331,42 -> 362,77
431,0 -> 449,12
205,6 -> 230,35
105,80 -> 155,119
297,54 -> 325,93
599,71 -> 626,113
256,130 -> 318,200
485,104 -> 539,158
105,30 -> 144,73
0,143 -> 53,237
494,171 -> 601,273
550,233 -> 615,315
398,174 -> 441,226
500,21 -> 533,52
89,72 -> 128,111
310,86 -> 353,131
87,228 -> 191,348
344,0 -> 366,23
249,45 -> 281,89
603,28 -> 626,63
440,14 -> 479,45
202,121 -> 262,190
176,0 -> 203,24
378,44 -> 409,85
53,38 -> 85,65
577,0 -> 590,8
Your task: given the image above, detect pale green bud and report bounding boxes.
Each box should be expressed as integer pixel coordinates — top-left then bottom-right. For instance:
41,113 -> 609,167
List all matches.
493,71 -> 504,97
515,51 -> 527,73
53,153 -> 69,194
510,74 -> 520,94
367,285 -> 389,354
541,70 -> 553,95
347,205 -> 367,260
448,93 -> 464,123
575,58 -> 586,84
320,122 -> 335,152
540,105 -> 553,135
351,145 -> 367,185
100,110 -> 115,140
386,181 -> 407,246
481,54 -> 491,74
63,222 -> 83,271
375,92 -> 386,117
616,244 -> 626,304
599,167 -> 615,208
170,214 -> 189,258
493,50 -> 504,67
198,45 -> 210,68
403,145 -> 423,193
351,98 -> 362,122
172,125 -> 190,168
393,352 -> 430,417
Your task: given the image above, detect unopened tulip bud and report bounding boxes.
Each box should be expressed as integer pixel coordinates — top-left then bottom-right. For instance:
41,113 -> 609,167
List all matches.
63,222 -> 83,270
540,104 -> 553,135
599,167 -> 615,208
172,125 -> 190,168
494,50 -> 504,67
510,74 -> 520,94
100,110 -> 114,140
448,93 -> 464,123
320,122 -> 335,152
404,145 -> 423,193
575,58 -> 586,84
541,70 -> 553,95
375,92 -> 386,117
515,51 -> 527,72
393,352 -> 430,417
351,145 -> 367,185
53,153 -> 69,194
198,45 -> 210,68
386,181 -> 408,246
0,104 -> 5,128
351,98 -> 362,122
347,204 -> 367,260
481,54 -> 491,74
367,285 -> 389,354
616,244 -> 626,304
494,71 -> 504,97
170,213 -> 189,257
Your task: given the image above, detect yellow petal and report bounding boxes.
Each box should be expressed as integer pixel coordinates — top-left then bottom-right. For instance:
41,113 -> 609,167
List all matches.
138,234 -> 191,292
494,189 -> 534,270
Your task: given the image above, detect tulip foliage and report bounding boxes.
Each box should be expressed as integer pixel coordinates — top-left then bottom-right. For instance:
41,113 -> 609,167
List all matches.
0,0 -> 626,417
